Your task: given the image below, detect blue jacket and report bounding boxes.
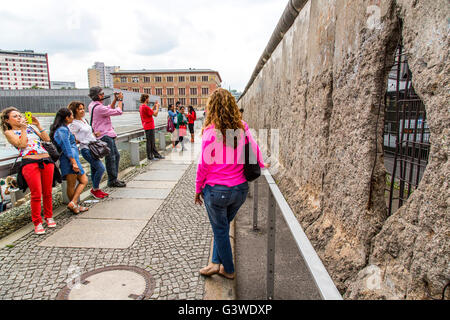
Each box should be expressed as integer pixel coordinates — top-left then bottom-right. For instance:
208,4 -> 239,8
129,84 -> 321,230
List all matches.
54,125 -> 85,176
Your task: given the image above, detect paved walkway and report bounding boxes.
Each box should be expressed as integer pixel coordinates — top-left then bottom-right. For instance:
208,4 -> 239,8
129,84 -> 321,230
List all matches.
0,129 -> 226,300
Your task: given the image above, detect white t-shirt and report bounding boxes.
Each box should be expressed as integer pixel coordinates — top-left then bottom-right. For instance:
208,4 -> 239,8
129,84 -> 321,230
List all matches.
69,119 -> 98,149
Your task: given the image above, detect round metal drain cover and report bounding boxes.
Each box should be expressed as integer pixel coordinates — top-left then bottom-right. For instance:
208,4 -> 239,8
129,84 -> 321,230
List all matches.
56,266 -> 155,300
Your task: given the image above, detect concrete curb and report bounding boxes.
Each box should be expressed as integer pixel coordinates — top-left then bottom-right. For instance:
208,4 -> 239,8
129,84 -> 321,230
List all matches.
203,219 -> 237,300
0,162 -> 140,248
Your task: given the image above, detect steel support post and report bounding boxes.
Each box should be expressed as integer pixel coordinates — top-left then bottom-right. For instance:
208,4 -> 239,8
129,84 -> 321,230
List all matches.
267,190 -> 276,300
253,180 -> 259,231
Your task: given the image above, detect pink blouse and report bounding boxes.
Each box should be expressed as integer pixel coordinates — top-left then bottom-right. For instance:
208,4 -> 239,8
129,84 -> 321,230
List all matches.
195,121 -> 265,193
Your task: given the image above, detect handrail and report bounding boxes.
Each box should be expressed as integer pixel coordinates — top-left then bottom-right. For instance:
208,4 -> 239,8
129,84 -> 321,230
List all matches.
254,168 -> 343,300
0,124 -> 166,179
237,0 -> 308,102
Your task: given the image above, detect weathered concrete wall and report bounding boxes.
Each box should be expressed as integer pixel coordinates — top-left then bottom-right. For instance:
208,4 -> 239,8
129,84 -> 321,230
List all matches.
238,0 -> 449,299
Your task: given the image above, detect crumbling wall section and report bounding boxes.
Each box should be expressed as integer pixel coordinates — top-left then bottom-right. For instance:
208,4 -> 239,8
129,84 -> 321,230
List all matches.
238,0 -> 449,299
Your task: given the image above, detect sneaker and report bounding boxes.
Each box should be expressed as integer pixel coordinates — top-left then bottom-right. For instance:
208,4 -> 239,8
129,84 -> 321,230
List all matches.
35,223 -> 45,235
46,218 -> 56,228
90,189 -> 105,199
155,155 -> 165,159
99,190 -> 109,197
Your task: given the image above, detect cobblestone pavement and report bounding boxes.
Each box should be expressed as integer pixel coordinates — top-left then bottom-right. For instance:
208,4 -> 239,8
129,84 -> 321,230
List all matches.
0,161 -> 213,300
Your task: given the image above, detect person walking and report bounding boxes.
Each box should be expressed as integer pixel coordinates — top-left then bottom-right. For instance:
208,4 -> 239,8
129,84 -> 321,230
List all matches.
68,101 -> 108,199
194,88 -> 266,279
139,95 -> 164,161
174,106 -> 188,151
50,108 -> 89,214
187,105 -> 196,143
88,87 -> 126,188
1,107 -> 59,234
168,104 -> 177,148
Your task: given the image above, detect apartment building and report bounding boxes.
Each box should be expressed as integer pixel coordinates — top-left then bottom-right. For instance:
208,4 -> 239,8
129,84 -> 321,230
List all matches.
88,62 -> 120,88
111,68 -> 222,109
0,49 -> 51,90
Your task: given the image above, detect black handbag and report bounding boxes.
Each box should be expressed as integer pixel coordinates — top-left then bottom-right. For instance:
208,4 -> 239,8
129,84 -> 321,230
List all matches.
243,135 -> 261,182
88,139 -> 110,160
42,141 -> 61,162
29,126 -> 60,162
88,104 -> 110,160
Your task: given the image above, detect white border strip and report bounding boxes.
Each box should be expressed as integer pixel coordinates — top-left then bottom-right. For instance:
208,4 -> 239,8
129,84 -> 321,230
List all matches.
262,169 -> 343,300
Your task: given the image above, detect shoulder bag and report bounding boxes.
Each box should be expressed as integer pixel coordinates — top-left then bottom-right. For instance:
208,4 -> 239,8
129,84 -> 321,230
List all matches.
243,132 -> 261,182
88,104 -> 111,160
29,126 -> 61,162
167,115 -> 175,133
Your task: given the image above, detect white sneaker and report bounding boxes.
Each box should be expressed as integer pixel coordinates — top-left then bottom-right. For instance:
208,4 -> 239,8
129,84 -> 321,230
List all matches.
34,223 -> 45,235
46,218 -> 56,228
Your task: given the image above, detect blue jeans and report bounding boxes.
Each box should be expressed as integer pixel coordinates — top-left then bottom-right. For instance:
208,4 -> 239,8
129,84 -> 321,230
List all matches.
203,182 -> 249,274
100,135 -> 120,184
81,148 -> 106,189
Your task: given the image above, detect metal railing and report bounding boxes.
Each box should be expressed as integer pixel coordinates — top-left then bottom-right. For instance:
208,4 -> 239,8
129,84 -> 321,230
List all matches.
0,124 -> 169,179
0,124 -> 168,207
251,169 -> 343,300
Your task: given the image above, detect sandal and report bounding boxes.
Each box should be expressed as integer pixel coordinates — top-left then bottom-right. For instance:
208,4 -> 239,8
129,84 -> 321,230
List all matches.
218,265 -> 235,280
77,205 -> 89,212
67,201 -> 80,214
199,264 -> 220,277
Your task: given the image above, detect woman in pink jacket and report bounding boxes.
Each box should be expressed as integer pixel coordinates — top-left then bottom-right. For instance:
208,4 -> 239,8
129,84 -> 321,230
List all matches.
195,88 -> 266,280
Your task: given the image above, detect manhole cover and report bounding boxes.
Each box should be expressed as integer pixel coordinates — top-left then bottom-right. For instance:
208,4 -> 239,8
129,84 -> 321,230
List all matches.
56,266 -> 155,300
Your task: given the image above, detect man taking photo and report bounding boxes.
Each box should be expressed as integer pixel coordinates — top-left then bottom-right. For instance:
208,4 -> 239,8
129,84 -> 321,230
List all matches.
88,87 -> 126,188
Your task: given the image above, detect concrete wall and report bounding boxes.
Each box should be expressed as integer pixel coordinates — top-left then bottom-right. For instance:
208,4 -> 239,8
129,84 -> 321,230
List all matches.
238,0 -> 449,299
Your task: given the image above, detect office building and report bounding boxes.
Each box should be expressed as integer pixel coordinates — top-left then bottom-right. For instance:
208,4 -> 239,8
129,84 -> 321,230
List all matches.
51,81 -> 76,89
88,62 -> 120,88
111,68 -> 221,109
0,49 -> 51,90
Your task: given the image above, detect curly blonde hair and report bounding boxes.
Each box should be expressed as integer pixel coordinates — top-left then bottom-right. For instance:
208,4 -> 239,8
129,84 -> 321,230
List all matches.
202,88 -> 244,148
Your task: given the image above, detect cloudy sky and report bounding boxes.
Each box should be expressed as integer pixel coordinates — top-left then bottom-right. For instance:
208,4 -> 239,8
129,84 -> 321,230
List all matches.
1,0 -> 288,91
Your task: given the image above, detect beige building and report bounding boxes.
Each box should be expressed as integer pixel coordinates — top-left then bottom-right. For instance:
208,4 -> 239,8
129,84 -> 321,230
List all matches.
87,68 -> 101,88
87,62 -> 120,88
111,68 -> 221,109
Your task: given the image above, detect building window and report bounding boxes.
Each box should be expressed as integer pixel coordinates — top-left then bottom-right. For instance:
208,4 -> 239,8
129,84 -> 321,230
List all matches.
155,76 -> 162,82
132,87 -> 140,92
144,88 -> 152,94
167,76 -> 174,82
178,76 -> 185,82
120,77 -> 127,83
179,98 -> 186,105
190,87 -> 197,95
202,76 -> 209,82
167,98 -> 174,106
167,87 -> 174,95
178,88 -> 186,96
190,98 -> 197,105
202,87 -> 209,95
132,77 -> 139,83
155,88 -> 163,96
144,76 -> 151,83
190,76 -> 196,82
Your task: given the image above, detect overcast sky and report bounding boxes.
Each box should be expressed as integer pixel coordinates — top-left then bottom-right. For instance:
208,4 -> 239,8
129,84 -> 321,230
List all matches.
1,0 -> 288,91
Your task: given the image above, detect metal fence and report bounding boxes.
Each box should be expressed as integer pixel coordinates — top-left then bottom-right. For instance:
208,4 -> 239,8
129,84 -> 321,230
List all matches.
251,170 -> 342,300
383,43 -> 430,215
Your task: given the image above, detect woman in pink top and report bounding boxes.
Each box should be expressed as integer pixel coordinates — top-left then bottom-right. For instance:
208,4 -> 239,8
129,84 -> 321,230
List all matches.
195,88 -> 266,280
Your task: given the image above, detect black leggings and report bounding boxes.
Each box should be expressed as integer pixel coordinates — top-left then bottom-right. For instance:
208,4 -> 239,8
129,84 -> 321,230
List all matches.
174,136 -> 184,146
